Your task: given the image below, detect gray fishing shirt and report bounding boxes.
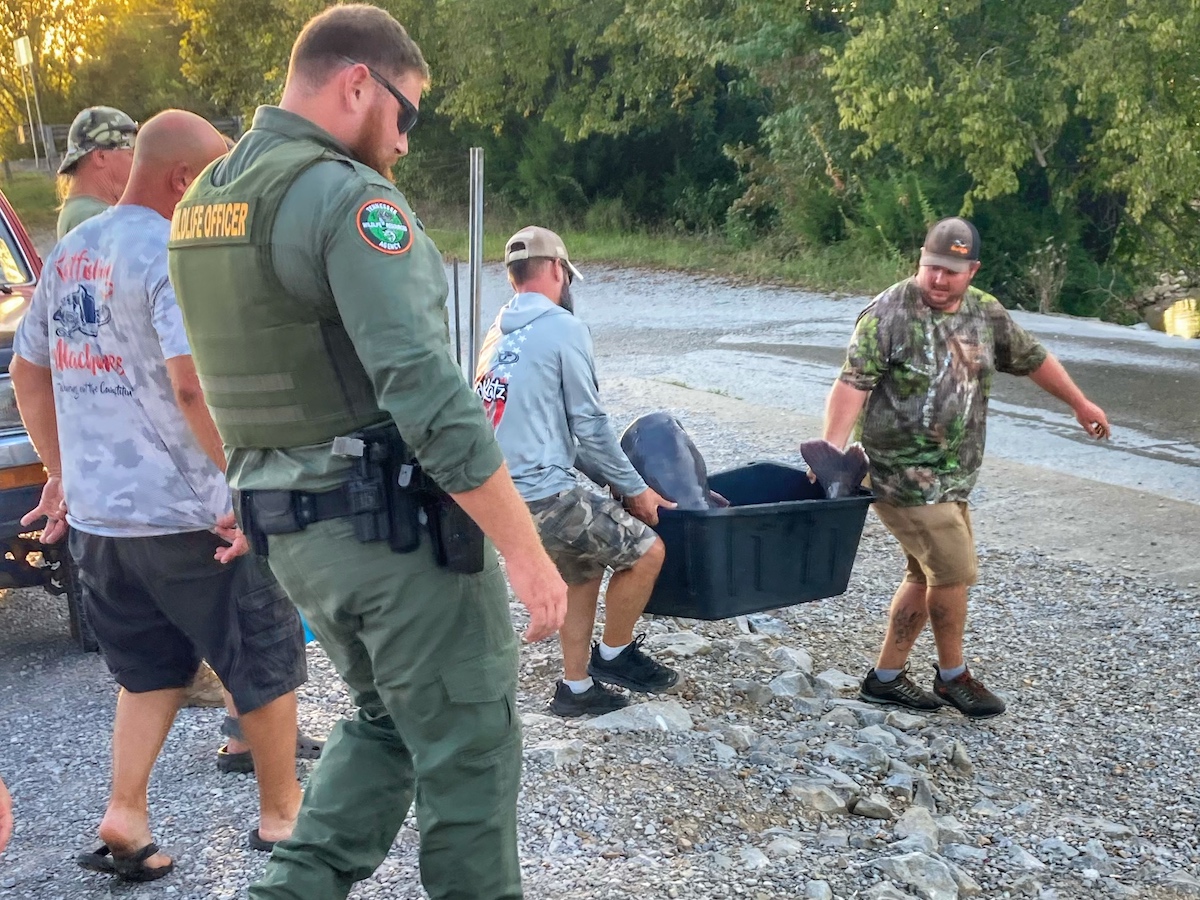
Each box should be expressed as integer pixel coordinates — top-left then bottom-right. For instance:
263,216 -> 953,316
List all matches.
14,205 -> 231,537
473,291 -> 647,502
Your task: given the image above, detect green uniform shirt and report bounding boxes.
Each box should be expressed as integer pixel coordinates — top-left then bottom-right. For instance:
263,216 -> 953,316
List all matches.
839,278 -> 1048,507
56,195 -> 110,239
217,107 -> 503,494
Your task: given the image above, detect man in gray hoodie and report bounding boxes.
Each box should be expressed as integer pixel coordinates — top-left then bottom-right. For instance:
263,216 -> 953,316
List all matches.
475,226 -> 679,717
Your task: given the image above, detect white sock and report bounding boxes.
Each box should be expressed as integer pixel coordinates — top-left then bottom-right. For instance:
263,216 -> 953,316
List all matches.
564,677 -> 594,694
598,641 -> 629,661
939,664 -> 967,682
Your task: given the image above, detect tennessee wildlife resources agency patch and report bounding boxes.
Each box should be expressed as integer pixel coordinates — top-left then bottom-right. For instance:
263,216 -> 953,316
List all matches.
356,199 -> 413,254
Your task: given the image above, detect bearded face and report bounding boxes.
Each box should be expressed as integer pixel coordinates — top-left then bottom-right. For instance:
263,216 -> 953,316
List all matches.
559,270 -> 574,314
348,92 -> 400,180
915,263 -> 979,312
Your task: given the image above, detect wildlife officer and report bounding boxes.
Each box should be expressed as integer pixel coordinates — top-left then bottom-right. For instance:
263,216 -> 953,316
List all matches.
166,5 -> 567,899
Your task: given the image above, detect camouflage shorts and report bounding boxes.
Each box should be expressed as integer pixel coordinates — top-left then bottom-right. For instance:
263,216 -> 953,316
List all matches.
526,485 -> 658,585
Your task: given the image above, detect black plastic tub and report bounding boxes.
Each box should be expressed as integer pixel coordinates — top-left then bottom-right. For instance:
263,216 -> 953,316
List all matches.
644,461 -> 873,620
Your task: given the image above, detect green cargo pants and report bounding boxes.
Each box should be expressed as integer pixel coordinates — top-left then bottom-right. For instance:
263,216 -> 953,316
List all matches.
247,517 -> 522,900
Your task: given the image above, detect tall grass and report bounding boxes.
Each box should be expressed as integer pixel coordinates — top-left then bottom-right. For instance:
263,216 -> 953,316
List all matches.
424,205 -> 908,296
1,172 -> 57,233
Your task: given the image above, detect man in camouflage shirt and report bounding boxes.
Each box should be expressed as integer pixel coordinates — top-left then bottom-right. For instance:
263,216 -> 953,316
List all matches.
55,107 -> 138,239
821,217 -> 1110,718
54,107 -> 311,767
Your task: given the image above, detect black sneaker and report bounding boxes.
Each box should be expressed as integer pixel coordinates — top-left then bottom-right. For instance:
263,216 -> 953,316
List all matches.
588,635 -> 679,693
933,666 -> 1006,719
859,665 -> 942,711
547,680 -> 630,718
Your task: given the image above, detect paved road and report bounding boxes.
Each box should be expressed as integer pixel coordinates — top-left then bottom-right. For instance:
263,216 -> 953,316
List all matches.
456,264 -> 1200,505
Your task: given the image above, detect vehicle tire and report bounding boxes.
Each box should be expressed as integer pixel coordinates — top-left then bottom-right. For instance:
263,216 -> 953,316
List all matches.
45,543 -> 97,653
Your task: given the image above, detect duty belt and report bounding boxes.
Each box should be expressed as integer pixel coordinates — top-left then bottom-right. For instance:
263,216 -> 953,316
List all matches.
234,421 -> 485,574
240,485 -> 361,535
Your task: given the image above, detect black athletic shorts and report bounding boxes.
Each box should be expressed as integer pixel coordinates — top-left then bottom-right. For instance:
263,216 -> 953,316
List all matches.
69,528 -> 306,715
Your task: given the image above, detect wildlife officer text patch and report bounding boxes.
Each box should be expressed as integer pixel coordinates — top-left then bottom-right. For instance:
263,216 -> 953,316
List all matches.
356,199 -> 413,254
169,200 -> 255,246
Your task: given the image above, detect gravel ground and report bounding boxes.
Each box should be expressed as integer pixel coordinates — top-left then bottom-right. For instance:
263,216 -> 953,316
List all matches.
1,377 -> 1198,900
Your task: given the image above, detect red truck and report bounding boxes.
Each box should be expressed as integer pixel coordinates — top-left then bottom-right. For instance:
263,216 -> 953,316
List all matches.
0,189 -> 92,651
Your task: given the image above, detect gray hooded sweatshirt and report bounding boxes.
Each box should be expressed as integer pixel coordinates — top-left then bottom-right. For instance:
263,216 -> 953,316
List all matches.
474,292 -> 648,503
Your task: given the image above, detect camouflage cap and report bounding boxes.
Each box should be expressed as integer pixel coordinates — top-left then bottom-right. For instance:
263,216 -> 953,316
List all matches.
57,106 -> 138,175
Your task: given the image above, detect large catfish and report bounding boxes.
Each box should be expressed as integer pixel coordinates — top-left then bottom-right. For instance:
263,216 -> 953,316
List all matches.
620,412 -> 722,511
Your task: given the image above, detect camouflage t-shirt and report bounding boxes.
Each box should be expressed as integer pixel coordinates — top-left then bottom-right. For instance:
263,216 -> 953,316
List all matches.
839,278 -> 1048,506
14,205 -> 231,537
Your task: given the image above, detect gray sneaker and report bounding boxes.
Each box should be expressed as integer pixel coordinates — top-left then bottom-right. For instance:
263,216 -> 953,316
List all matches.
859,665 -> 942,711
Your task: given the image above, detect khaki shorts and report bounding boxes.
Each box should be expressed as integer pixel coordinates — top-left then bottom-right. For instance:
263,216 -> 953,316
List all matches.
526,485 -> 658,585
873,500 -> 978,587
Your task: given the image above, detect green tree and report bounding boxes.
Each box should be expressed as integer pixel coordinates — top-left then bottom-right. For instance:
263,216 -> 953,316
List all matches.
433,0 -> 733,140
1068,0 -> 1200,268
824,0 -> 1200,275
174,0 -> 757,227
177,0 -> 439,114
177,0 -> 308,112
713,1 -> 859,242
428,0 -> 758,224
826,0 -> 1074,211
0,0 -> 128,156
68,0 -> 219,121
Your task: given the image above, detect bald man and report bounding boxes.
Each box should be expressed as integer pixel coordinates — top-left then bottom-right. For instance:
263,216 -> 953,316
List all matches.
11,110 -> 306,883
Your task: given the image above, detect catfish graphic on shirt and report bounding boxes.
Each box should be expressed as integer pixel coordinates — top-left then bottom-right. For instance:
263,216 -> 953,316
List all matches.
50,252 -> 125,377
54,284 -> 112,338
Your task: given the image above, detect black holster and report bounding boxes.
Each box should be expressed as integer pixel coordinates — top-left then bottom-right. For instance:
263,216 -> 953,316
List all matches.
354,422 -> 420,554
347,422 -> 484,572
423,492 -> 486,575
236,422 -> 484,574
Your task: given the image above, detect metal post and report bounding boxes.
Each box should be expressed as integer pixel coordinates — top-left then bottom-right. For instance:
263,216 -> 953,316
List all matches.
18,68 -> 38,170
467,147 -> 485,371
29,67 -> 52,171
13,36 -> 43,170
452,257 -> 462,367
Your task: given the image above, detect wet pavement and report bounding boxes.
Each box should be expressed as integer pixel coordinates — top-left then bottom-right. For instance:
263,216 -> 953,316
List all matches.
457,264 -> 1200,505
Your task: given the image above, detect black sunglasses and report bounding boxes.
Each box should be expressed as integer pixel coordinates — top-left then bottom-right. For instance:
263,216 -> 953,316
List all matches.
341,57 -> 419,135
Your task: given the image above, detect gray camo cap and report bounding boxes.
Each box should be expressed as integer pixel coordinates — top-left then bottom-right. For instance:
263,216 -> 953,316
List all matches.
58,106 -> 138,175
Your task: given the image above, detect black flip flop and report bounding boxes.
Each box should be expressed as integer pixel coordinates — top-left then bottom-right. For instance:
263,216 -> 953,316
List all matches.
248,829 -> 276,853
113,843 -> 174,882
217,716 -> 325,774
216,743 -> 257,774
76,844 -> 116,873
